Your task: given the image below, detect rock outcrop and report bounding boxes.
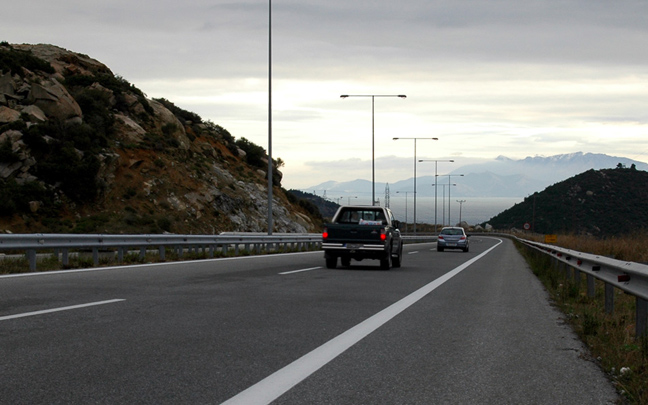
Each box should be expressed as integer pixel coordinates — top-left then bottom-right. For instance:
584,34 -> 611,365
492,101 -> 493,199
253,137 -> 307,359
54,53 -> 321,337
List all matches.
0,43 -> 319,234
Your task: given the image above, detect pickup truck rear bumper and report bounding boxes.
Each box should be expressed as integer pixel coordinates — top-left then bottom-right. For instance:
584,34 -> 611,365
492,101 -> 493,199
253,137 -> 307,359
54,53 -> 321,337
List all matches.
322,242 -> 386,252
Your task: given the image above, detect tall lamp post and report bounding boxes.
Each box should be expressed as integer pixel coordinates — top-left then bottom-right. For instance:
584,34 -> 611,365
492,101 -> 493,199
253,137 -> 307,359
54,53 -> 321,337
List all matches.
393,137 -> 437,234
267,0 -> 273,235
419,159 -> 454,232
340,94 -> 406,206
438,174 -> 464,226
395,191 -> 412,233
456,200 -> 467,225
432,183 -> 456,226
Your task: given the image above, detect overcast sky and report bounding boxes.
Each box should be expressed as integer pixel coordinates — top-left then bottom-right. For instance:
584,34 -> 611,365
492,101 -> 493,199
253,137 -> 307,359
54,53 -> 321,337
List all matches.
3,0 -> 648,190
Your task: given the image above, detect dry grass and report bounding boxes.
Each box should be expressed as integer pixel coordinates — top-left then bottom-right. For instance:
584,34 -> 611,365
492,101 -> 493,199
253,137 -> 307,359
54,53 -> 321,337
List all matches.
522,232 -> 648,263
517,237 -> 648,404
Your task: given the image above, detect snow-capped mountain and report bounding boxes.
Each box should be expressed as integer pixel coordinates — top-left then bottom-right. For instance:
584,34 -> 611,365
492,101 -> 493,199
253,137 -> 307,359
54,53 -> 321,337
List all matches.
305,152 -> 648,198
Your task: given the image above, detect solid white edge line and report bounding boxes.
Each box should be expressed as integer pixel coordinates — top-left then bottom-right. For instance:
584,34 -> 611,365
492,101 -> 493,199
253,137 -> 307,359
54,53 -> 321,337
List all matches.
221,239 -> 504,405
408,251 -> 419,255
0,299 -> 126,321
279,267 -> 322,275
0,250 -> 323,279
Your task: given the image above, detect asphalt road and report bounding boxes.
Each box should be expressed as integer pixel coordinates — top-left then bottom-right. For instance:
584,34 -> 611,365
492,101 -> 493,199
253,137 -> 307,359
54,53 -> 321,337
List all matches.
0,237 -> 618,404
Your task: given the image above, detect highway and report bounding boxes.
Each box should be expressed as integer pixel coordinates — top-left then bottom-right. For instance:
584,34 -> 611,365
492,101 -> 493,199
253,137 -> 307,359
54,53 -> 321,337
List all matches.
0,237 -> 618,404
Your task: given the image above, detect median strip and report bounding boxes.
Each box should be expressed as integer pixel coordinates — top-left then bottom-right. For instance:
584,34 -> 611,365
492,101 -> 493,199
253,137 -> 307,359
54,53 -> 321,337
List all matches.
0,299 -> 126,321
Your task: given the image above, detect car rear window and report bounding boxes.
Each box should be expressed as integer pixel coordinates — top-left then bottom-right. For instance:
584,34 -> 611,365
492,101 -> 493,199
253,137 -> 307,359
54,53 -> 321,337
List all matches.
441,228 -> 464,235
337,209 -> 386,225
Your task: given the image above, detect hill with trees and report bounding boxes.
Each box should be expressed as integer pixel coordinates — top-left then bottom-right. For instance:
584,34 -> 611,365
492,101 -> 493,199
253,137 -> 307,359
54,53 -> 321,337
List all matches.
485,165 -> 648,236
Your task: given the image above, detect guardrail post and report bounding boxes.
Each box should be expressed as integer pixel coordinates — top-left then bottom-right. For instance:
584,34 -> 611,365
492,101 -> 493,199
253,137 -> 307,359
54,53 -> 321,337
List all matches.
573,268 -> 581,284
27,249 -> 36,271
209,245 -> 215,258
637,298 -> 647,339
604,283 -> 614,314
159,246 -> 165,261
92,247 -> 99,266
62,249 -> 69,267
586,274 -> 595,298
139,247 -> 146,259
118,247 -> 125,262
221,244 -> 226,256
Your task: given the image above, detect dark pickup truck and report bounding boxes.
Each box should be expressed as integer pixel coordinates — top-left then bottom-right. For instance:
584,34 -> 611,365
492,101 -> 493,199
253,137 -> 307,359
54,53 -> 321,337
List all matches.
322,206 -> 403,270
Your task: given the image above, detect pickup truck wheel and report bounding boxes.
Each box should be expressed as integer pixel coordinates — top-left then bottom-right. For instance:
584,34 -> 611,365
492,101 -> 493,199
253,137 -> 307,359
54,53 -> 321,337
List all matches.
341,257 -> 351,267
380,251 -> 392,270
392,245 -> 402,268
326,257 -> 337,269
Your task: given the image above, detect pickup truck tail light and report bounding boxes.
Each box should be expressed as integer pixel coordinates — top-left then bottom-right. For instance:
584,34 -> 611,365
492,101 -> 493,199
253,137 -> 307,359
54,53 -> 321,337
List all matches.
322,227 -> 329,239
380,228 -> 387,241
460,236 -> 466,240
438,235 -> 444,240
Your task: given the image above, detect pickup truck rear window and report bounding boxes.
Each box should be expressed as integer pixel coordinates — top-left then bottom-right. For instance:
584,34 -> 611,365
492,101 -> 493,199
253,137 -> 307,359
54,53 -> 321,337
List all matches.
336,208 -> 387,225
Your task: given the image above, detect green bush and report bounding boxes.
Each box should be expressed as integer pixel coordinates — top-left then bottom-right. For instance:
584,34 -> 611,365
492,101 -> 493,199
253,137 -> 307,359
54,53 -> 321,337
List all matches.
154,98 -> 202,124
0,138 -> 20,163
36,144 -> 101,202
0,178 -> 53,217
0,43 -> 55,76
235,137 -> 266,168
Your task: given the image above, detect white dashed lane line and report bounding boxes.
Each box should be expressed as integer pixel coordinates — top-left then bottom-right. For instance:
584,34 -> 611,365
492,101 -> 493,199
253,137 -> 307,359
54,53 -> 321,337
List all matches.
0,299 -> 126,321
279,267 -> 322,275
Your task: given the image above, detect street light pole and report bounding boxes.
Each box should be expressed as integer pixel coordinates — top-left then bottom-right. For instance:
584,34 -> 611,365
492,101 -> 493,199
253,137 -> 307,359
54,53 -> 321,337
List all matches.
456,200 -> 466,224
267,0 -> 273,235
340,94 -> 406,206
419,159 -> 454,232
393,137 -> 437,234
438,174 -> 464,226
432,183 -> 456,226
395,191 -> 411,233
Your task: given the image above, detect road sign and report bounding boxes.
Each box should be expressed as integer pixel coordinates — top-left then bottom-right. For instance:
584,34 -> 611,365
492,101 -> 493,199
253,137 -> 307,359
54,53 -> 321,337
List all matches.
544,234 -> 557,243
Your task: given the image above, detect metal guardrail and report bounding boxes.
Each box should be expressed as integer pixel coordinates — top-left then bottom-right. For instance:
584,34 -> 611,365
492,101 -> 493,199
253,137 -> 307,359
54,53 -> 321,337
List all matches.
401,234 -> 438,243
0,233 -> 323,271
515,236 -> 648,338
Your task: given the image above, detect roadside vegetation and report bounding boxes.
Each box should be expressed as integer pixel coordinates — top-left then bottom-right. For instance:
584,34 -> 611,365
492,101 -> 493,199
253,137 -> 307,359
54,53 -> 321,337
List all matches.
516,233 -> 648,404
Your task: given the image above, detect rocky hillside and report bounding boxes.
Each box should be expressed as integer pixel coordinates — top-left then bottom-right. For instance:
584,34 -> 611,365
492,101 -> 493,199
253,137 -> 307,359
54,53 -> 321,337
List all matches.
0,43 -> 320,234
486,166 -> 648,236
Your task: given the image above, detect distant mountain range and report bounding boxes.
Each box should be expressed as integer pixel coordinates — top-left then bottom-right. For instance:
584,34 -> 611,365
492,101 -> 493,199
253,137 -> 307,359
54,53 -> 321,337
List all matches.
306,152 -> 648,199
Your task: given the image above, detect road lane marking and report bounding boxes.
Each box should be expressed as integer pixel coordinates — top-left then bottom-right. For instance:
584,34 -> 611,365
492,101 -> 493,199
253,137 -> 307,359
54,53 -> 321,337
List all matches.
0,299 -> 126,321
221,239 -> 504,405
279,267 -> 322,275
408,251 -> 419,255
